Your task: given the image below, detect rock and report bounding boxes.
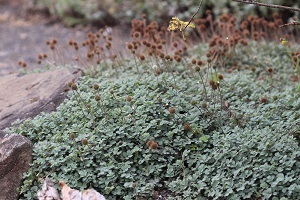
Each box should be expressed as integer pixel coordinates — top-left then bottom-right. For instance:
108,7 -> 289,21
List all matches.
37,178 -> 61,200
0,68 -> 82,130
60,181 -> 106,200
0,130 -> 33,200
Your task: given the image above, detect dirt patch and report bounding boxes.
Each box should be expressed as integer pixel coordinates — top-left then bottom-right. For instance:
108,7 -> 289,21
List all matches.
0,0 -> 131,77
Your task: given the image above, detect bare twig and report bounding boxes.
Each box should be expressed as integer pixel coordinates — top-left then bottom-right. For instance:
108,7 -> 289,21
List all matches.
232,0 -> 300,12
182,0 -> 205,32
279,21 -> 300,28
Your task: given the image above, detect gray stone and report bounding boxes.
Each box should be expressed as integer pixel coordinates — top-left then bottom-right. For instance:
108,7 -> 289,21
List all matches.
0,68 -> 82,130
0,130 -> 33,200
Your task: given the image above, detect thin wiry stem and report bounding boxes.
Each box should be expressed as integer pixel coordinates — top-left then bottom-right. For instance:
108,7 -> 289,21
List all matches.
182,0 -> 205,32
279,21 -> 300,28
232,0 -> 300,12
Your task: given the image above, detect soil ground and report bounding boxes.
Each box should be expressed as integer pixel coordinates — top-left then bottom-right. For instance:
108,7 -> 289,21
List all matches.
0,0 -> 130,77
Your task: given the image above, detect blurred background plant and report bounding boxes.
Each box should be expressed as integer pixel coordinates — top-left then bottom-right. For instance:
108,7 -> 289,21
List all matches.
25,0 -> 300,27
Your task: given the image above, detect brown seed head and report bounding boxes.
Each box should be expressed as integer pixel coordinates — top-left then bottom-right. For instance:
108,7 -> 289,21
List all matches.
95,95 -> 100,101
146,140 -> 153,146
68,39 -> 73,46
127,43 -> 133,50
165,54 -> 170,60
184,123 -> 191,131
150,142 -> 158,150
169,107 -> 175,114
126,96 -> 132,102
173,42 -> 178,48
140,55 -> 145,61
267,68 -> 273,73
197,60 -> 203,66
69,133 -> 75,139
71,83 -> 77,90
260,97 -> 267,104
190,100 -> 196,106
209,79 -> 215,86
176,57 -> 181,62
68,81 -> 73,87
52,39 -> 57,44
81,138 -> 88,145
218,74 -> 224,80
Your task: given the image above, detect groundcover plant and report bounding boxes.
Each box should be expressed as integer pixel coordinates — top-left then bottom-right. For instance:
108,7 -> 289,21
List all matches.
6,2 -> 300,199
8,40 -> 300,199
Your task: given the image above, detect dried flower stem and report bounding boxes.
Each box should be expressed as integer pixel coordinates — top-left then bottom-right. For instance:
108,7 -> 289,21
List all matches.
232,0 -> 300,12
182,0 -> 205,32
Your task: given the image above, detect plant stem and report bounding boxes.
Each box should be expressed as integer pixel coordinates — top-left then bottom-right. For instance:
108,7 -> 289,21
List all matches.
232,0 -> 300,12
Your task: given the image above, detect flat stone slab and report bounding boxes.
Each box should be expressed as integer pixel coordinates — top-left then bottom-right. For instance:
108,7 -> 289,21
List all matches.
0,68 -> 82,130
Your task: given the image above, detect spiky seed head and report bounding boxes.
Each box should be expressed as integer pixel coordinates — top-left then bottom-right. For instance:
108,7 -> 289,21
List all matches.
201,102 -> 207,108
195,66 -> 200,72
157,97 -> 162,102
